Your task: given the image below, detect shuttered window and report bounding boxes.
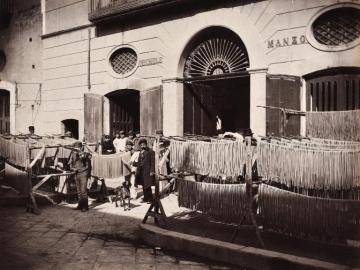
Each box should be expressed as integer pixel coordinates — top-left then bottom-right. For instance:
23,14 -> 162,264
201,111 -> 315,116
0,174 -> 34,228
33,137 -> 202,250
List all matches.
140,86 -> 163,135
84,93 -> 104,143
266,76 -> 301,137
0,90 -> 10,134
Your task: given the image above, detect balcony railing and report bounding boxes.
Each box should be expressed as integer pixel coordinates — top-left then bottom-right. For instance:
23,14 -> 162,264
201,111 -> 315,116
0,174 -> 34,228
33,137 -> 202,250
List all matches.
89,0 -> 177,21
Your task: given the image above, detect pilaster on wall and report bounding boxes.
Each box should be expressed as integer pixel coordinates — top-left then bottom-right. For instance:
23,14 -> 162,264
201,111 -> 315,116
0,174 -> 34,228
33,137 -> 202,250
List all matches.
247,68 -> 268,137
300,78 -> 306,136
162,78 -> 184,136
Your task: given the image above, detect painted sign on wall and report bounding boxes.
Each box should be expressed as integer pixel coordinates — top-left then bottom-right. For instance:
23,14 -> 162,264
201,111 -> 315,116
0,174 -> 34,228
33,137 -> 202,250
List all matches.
267,35 -> 307,49
139,57 -> 163,67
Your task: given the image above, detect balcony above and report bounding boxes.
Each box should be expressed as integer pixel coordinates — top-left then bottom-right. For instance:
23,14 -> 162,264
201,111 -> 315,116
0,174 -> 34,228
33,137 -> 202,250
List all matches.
0,0 -> 12,29
89,0 -> 184,22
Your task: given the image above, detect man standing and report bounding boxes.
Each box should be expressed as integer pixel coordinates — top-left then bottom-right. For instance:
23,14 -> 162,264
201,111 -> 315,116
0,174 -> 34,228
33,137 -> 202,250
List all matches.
69,141 -> 90,212
135,139 -> 155,203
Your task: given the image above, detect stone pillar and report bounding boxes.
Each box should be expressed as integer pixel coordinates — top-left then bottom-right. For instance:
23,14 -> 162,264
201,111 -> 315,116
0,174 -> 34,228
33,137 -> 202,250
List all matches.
162,78 -> 183,136
103,96 -> 110,136
300,78 -> 306,136
247,68 -> 268,137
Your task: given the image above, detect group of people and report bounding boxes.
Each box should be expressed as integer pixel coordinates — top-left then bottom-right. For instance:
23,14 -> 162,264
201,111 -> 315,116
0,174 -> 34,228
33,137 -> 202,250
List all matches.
69,130 -> 159,212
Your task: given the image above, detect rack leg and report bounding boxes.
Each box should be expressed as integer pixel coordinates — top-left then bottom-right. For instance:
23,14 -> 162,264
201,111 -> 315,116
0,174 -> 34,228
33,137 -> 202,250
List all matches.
26,169 -> 40,214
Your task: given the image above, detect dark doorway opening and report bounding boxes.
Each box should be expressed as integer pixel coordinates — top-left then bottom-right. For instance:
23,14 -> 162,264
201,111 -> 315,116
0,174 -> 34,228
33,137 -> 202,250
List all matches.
0,89 -> 10,134
184,76 -> 250,136
61,119 -> 79,139
106,89 -> 140,136
182,27 -> 250,136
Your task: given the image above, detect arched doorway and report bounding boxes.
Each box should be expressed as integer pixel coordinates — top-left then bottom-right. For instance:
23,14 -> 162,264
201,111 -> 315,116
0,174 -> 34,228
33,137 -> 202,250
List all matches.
61,119 -> 79,139
182,27 -> 250,136
0,89 -> 10,134
106,89 -> 140,136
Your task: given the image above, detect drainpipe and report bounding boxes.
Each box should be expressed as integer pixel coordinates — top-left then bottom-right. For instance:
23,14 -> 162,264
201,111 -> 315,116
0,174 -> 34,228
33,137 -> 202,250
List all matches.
87,27 -> 91,91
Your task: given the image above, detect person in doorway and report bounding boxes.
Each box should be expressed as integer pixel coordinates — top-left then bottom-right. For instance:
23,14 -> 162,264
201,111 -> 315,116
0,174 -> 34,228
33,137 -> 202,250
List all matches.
127,130 -> 135,143
101,135 -> 116,155
28,126 -> 35,135
216,115 -> 223,135
134,138 -> 155,203
69,141 -> 90,212
133,131 -> 141,151
113,130 -> 127,153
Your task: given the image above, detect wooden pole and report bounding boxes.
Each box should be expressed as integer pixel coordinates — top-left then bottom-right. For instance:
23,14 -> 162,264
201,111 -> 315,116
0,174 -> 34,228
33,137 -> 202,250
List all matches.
246,141 -> 265,248
154,138 -> 160,225
26,147 -> 39,214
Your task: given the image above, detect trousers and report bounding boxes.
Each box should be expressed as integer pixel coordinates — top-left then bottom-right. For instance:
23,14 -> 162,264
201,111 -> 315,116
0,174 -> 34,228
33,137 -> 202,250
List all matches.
143,186 -> 153,202
75,175 -> 88,208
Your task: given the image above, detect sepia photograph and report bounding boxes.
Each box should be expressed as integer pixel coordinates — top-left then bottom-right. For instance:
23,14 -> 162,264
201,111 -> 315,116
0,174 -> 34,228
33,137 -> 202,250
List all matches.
0,0 -> 359,269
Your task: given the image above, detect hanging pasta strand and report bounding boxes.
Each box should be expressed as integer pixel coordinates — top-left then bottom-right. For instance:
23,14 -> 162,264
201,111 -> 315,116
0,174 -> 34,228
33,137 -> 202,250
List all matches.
169,139 -> 247,178
257,140 -> 360,191
178,178 -> 247,223
91,152 -> 126,178
306,110 -> 360,141
258,184 -> 360,240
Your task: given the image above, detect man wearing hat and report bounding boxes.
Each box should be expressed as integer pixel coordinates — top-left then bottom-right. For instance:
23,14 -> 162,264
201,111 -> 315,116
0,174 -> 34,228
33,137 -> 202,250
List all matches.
121,140 -> 138,199
69,141 -> 90,212
134,138 -> 155,203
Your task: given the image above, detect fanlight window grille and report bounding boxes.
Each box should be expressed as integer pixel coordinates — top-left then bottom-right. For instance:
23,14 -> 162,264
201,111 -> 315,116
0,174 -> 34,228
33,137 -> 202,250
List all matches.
110,47 -> 137,75
184,38 -> 249,78
312,7 -> 360,46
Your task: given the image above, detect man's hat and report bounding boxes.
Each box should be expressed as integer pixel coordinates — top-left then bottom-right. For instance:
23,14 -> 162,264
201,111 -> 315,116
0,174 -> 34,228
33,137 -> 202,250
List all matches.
128,130 -> 134,136
119,130 -> 125,135
243,128 -> 254,137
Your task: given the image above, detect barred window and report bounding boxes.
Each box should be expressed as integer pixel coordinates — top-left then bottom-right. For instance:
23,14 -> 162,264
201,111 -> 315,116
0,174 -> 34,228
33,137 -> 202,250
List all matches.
312,7 -> 360,46
110,47 -> 137,76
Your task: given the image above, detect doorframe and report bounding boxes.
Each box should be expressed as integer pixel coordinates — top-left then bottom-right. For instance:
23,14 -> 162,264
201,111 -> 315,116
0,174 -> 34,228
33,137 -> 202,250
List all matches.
104,89 -> 140,137
0,81 -> 16,134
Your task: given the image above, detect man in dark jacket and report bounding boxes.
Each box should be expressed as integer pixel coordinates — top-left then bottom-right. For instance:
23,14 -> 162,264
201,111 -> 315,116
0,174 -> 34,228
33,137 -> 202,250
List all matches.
69,141 -> 90,212
101,135 -> 116,155
135,139 -> 155,203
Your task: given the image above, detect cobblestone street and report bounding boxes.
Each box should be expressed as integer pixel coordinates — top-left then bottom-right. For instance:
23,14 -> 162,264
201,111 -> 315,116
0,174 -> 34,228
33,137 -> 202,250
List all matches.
0,204 -> 240,270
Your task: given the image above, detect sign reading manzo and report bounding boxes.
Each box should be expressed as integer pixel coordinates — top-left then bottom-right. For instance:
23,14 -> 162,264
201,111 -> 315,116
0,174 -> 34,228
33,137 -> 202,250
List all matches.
267,35 -> 307,49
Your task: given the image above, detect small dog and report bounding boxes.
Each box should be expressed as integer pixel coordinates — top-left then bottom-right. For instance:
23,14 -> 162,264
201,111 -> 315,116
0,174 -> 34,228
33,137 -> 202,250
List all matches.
113,181 -> 131,211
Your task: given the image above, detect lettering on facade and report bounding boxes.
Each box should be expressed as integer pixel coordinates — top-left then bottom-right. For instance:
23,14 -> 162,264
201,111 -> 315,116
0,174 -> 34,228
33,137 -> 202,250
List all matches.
138,57 -> 163,67
267,35 -> 307,49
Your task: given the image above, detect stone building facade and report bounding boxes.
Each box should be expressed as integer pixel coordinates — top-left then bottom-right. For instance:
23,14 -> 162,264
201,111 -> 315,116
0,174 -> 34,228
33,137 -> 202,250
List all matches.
0,0 -> 359,141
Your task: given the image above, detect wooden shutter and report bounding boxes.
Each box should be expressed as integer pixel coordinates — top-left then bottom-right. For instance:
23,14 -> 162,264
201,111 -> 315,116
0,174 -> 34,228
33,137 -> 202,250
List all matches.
306,73 -> 360,112
0,90 -> 10,134
84,93 -> 103,143
266,75 -> 301,136
183,83 -> 216,136
140,86 -> 163,135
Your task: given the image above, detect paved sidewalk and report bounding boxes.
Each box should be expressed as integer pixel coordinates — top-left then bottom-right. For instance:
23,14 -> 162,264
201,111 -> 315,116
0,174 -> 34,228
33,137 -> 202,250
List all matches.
0,196 -> 244,270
